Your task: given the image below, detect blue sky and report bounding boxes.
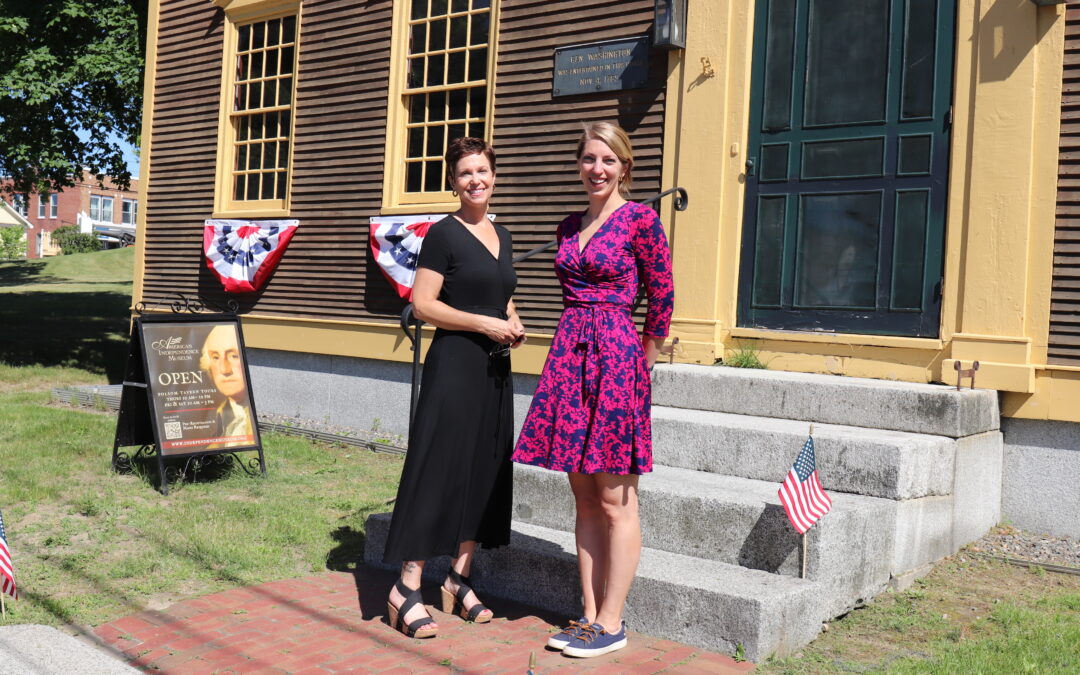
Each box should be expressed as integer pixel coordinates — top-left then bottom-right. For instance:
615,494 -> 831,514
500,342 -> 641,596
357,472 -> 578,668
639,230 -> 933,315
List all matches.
76,128 -> 141,176
118,137 -> 140,175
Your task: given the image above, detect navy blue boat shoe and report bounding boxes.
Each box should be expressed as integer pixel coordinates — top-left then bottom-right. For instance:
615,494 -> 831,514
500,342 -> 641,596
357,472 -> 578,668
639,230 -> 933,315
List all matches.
561,621 -> 628,658
546,616 -> 589,650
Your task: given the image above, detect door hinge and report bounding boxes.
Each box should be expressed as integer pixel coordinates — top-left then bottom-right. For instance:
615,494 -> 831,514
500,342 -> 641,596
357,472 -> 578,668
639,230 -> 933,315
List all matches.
934,276 -> 944,301
944,107 -> 953,129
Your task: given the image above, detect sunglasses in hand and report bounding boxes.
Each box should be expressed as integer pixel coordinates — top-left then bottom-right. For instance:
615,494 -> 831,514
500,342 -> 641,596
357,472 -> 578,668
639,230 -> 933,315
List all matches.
489,334 -> 525,358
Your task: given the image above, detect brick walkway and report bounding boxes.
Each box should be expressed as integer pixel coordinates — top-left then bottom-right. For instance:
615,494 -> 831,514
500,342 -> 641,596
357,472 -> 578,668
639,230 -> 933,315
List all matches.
94,565 -> 753,674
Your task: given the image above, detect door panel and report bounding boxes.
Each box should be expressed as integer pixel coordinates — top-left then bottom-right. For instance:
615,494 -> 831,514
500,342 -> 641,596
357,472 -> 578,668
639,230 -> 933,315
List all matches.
795,191 -> 882,309
803,0 -> 890,127
738,0 -> 955,337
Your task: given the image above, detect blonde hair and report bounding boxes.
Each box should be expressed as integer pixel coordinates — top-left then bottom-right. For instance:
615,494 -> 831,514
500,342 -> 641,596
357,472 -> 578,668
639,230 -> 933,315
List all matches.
576,122 -> 634,197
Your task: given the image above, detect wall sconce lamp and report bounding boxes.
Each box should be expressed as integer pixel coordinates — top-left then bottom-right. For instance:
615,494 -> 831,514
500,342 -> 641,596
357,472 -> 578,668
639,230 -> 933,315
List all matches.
654,0 -> 687,50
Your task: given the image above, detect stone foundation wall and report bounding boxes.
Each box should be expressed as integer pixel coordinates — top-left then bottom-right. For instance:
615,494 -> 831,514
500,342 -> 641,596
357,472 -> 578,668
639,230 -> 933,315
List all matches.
247,348 -> 539,440
1001,418 -> 1080,539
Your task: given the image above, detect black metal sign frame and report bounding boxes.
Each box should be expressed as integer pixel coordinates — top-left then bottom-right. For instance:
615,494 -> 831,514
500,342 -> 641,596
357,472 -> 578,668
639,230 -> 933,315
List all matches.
112,294 -> 266,494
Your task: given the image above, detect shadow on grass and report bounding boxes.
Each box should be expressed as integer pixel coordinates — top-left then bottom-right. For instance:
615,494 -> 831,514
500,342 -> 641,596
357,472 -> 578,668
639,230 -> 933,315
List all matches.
0,289 -> 132,381
0,261 -> 46,286
327,525 -> 367,572
120,450 -> 263,494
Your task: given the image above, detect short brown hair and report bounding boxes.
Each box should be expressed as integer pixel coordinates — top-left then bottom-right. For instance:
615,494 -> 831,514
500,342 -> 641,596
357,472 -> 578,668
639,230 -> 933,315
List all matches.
576,122 -> 634,197
445,137 -> 496,188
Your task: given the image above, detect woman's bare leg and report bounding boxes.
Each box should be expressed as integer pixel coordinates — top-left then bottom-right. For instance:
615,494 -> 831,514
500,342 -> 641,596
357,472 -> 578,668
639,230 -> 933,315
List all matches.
389,560 -> 439,629
569,472 -> 605,622
445,540 -> 493,620
592,472 -> 640,632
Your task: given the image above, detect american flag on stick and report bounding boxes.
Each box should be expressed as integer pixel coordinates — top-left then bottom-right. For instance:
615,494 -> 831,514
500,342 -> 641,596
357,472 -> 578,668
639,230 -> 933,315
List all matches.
0,509 -> 16,600
778,434 -> 832,534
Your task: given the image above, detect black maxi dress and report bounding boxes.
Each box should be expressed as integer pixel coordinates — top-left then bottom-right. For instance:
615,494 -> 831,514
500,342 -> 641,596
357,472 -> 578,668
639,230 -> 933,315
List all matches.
382,215 -> 516,563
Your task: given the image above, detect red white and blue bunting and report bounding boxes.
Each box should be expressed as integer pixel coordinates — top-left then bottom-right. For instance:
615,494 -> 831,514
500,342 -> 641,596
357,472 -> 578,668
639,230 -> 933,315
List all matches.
369,214 -> 497,301
369,215 -> 440,301
203,219 -> 299,294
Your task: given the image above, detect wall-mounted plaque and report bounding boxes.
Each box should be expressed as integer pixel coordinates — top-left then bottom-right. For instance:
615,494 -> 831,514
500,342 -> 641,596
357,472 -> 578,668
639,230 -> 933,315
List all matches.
553,37 -> 650,97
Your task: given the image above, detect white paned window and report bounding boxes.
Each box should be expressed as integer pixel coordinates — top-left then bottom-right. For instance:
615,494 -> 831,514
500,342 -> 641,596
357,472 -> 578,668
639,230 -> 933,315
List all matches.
122,199 -> 138,225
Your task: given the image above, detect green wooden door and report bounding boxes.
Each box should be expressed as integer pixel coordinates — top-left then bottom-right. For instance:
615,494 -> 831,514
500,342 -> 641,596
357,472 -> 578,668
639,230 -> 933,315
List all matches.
738,0 -> 954,337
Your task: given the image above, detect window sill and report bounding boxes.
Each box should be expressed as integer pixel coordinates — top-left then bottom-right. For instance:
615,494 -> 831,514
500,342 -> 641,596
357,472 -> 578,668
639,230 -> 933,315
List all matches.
728,327 -> 944,351
379,203 -> 459,216
211,209 -> 292,220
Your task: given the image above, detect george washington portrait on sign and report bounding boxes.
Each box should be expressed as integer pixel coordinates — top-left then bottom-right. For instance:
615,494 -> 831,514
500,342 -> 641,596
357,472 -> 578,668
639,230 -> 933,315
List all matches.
200,324 -> 255,448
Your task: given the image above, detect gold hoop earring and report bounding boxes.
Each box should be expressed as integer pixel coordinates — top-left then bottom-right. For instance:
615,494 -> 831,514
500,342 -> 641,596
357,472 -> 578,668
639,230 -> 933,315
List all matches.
452,189 -> 458,197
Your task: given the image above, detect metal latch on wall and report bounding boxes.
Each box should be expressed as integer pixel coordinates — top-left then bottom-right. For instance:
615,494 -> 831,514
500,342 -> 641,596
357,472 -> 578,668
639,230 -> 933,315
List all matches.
954,360 -> 979,391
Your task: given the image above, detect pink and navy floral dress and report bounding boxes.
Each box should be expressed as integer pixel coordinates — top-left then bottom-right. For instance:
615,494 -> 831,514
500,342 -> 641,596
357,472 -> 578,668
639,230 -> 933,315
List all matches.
512,201 -> 674,475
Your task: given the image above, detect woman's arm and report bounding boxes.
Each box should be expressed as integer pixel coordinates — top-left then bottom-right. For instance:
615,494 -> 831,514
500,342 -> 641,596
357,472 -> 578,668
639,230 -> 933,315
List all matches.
506,299 -> 526,347
412,267 -> 516,343
632,209 -> 675,368
641,336 -> 665,367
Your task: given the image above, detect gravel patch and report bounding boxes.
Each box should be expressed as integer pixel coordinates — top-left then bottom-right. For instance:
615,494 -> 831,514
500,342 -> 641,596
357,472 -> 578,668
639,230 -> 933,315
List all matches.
967,524 -> 1080,570
258,412 -> 406,449
0,625 -> 138,675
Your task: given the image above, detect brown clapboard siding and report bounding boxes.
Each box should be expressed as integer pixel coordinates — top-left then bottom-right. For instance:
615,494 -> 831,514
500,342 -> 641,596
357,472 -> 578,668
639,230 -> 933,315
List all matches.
492,0 -> 666,330
144,0 -> 219,294
1051,4 -> 1080,365
140,0 -> 667,330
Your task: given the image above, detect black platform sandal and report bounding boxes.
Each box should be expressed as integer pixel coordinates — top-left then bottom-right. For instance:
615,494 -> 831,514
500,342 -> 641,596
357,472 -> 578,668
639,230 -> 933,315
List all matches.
440,569 -> 492,623
387,579 -> 438,638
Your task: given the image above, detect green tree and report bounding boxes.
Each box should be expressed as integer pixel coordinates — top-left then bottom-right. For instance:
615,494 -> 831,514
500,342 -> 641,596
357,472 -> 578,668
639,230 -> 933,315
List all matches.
0,225 -> 26,259
52,224 -> 100,254
0,0 -> 146,195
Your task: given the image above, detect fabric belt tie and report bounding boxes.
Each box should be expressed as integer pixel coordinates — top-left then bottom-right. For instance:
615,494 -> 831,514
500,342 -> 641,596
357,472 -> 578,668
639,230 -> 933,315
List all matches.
564,301 -> 631,404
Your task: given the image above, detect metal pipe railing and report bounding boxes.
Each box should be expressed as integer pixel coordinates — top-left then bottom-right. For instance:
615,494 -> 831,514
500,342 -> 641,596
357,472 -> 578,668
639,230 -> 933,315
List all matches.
401,187 -> 688,429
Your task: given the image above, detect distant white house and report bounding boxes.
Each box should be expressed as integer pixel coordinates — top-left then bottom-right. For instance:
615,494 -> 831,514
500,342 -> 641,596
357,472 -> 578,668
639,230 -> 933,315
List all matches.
0,199 -> 33,257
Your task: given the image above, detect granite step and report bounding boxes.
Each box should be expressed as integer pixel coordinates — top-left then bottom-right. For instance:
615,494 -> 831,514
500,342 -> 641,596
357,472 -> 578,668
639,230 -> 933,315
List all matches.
651,405 -> 965,500
364,513 -> 830,663
651,363 -> 999,438
512,463 -> 894,603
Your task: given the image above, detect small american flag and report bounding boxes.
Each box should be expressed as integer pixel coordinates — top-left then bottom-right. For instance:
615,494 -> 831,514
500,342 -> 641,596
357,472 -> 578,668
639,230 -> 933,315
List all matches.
0,509 -> 16,600
778,435 -> 832,534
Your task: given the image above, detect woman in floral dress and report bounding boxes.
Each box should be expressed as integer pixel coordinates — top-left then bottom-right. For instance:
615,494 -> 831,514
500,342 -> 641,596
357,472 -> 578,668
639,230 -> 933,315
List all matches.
512,122 -> 674,658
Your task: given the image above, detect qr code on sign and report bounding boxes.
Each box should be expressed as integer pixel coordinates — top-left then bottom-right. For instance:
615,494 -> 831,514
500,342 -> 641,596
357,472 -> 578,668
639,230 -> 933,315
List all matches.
163,421 -> 182,440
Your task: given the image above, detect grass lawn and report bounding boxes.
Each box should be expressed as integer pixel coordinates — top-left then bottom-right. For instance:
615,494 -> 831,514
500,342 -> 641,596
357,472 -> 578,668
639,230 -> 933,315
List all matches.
759,556 -> 1080,674
0,250 -> 404,630
0,247 -> 135,383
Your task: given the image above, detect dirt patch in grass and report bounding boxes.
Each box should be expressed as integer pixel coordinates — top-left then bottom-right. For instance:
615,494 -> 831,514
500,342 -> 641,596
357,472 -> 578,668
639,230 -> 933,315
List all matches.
759,552 -> 1080,674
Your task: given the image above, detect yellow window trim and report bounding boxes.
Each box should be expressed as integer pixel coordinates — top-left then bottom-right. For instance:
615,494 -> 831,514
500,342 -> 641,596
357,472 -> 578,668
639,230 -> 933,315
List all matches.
379,202 -> 461,216
212,0 -> 299,23
381,0 -> 501,212
727,326 -> 945,351
213,0 -> 302,217
211,208 -> 292,220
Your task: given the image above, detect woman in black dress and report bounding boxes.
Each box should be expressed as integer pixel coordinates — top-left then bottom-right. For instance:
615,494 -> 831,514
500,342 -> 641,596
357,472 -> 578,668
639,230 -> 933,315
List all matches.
383,137 -> 525,639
